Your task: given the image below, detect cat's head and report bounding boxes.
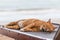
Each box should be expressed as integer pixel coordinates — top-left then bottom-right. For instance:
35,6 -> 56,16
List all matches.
40,19 -> 56,32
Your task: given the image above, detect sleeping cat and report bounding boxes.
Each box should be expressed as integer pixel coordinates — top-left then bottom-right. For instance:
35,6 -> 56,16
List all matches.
5,18 -> 56,32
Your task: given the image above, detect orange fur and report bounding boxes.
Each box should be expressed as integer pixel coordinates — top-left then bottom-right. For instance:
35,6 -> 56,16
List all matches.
19,19 -> 55,32
5,18 -> 56,32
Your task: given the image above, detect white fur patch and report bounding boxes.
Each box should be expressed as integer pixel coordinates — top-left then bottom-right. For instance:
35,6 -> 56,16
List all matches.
20,28 -> 24,31
18,21 -> 24,28
40,25 -> 43,30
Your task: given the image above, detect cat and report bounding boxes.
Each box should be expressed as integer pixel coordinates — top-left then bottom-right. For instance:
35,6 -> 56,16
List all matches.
5,18 -> 56,32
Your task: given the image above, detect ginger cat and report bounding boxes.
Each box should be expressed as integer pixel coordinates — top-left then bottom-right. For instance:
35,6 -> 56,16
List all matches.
5,18 -> 56,32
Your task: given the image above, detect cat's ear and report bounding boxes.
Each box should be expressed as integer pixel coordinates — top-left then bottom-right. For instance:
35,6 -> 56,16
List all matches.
47,19 -> 51,23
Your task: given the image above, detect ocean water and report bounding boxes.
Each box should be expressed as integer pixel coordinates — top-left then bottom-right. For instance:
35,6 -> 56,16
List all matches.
0,0 -> 60,10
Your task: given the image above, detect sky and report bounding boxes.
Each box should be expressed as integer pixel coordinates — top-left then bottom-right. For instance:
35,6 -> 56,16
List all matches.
0,0 -> 60,10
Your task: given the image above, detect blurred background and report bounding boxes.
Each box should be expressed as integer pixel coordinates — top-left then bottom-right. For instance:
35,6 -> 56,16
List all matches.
0,0 -> 60,24
0,0 -> 60,10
